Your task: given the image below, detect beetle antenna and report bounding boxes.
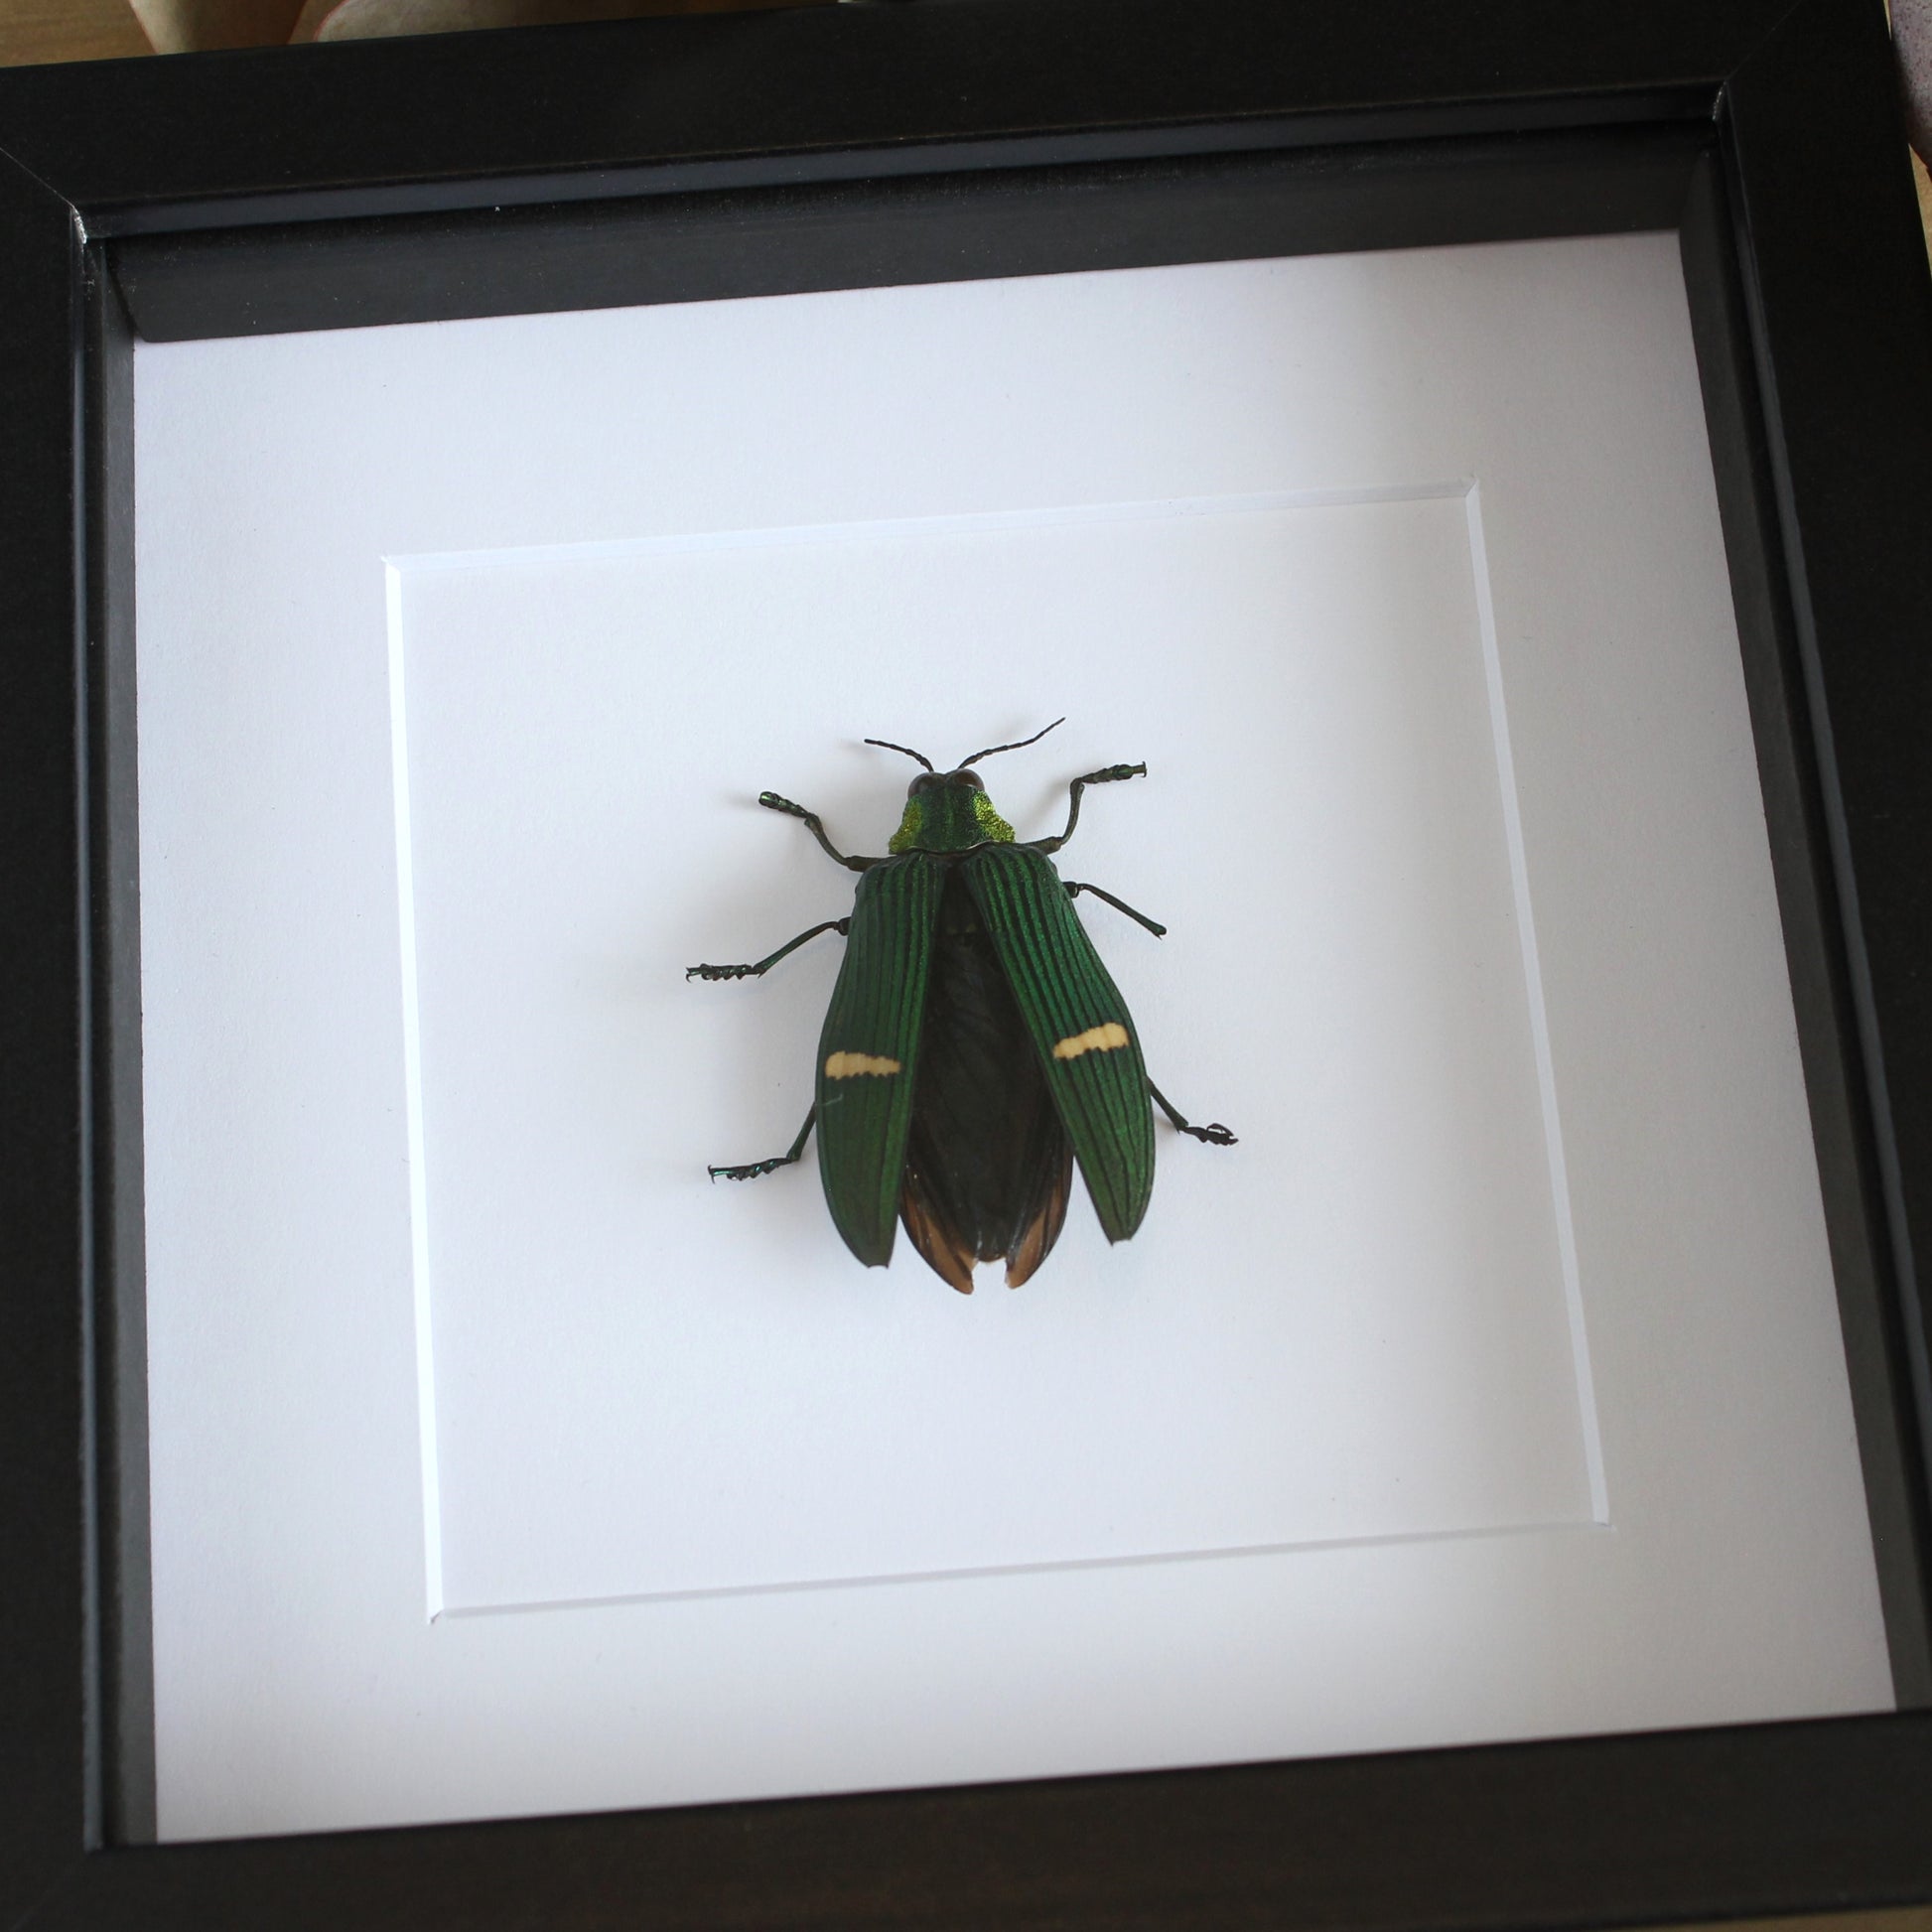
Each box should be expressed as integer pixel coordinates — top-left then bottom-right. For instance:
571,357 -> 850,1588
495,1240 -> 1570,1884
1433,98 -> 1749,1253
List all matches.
958,718 -> 1065,767
864,737 -> 936,772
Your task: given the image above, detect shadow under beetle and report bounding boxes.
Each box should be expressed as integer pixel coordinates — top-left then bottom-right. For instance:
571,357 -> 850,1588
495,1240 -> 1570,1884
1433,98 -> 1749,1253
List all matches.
690,720 -> 1234,1292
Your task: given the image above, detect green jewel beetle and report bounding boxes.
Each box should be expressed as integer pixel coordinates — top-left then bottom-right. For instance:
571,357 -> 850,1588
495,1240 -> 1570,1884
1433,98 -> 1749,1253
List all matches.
689,720 -> 1235,1292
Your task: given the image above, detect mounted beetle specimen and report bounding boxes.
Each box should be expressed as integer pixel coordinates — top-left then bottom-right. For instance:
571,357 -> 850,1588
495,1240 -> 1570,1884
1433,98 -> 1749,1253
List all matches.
690,720 -> 1235,1292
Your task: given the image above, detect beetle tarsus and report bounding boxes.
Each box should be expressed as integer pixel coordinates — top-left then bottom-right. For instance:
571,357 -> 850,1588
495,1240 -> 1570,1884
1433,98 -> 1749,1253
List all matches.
710,1156 -> 792,1180
1148,1080 -> 1236,1146
759,791 -> 879,872
1030,760 -> 1148,855
708,1107 -> 816,1181
687,917 -> 850,981
1064,881 -> 1166,937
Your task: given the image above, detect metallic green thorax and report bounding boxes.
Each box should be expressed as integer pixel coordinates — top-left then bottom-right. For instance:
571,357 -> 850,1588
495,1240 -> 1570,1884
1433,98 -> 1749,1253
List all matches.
889,774 -> 1017,854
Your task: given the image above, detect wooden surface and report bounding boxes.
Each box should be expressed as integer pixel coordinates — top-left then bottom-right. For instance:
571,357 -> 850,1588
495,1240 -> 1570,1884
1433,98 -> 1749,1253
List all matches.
0,0 -> 815,57
0,0 -> 148,63
0,2 -> 1925,1930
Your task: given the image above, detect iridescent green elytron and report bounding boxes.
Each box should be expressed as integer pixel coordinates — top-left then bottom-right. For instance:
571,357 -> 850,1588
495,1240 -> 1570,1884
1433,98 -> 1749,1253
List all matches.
689,719 -> 1235,1292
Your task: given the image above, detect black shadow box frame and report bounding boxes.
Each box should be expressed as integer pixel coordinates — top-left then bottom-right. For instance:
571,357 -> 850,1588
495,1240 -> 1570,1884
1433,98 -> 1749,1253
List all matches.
4,0 -> 1932,1925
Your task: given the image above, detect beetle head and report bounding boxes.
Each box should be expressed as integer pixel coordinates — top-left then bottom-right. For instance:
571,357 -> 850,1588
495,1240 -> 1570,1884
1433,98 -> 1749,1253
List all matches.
871,721 -> 1061,853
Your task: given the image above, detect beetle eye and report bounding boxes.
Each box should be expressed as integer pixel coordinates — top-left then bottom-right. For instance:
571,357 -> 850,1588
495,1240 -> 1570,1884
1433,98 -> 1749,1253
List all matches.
907,773 -> 939,798
952,768 -> 985,790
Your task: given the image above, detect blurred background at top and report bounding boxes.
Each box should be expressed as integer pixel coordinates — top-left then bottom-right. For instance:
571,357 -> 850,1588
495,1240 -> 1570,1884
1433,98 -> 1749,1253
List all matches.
0,0 -> 828,61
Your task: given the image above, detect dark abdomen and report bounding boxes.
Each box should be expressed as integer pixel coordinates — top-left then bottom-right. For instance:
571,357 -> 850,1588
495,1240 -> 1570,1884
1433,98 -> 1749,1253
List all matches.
899,868 -> 1070,1289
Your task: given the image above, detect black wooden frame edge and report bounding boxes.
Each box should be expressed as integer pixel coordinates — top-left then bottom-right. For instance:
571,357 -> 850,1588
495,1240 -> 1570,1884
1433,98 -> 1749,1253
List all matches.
5,0 -> 1932,1926
0,152 -> 92,1932
27,1717 -> 1932,1932
0,0 -> 1789,236
1720,1 -> 1932,1662
1677,136 -> 1932,1709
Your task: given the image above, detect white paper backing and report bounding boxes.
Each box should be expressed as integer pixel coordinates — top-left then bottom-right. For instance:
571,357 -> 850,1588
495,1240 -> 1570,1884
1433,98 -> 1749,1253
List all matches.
134,234 -> 1891,1840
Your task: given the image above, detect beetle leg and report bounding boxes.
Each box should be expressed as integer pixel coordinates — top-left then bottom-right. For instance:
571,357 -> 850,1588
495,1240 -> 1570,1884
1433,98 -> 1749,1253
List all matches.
709,1107 -> 817,1181
688,917 -> 850,981
1148,1080 -> 1236,1146
1028,762 -> 1147,854
1063,881 -> 1166,938
759,791 -> 884,872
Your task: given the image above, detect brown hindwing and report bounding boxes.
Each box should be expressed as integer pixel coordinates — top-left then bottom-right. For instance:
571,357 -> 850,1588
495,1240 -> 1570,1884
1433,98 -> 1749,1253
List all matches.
898,1169 -> 979,1295
1003,1138 -> 1073,1288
